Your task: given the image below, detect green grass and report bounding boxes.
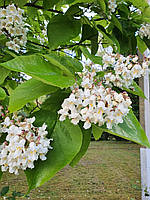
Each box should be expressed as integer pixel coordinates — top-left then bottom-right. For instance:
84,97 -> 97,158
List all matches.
0,141 -> 141,200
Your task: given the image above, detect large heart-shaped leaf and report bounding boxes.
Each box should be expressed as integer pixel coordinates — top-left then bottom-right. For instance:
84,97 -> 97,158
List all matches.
25,119 -> 82,191
41,90 -> 69,112
9,79 -> 58,112
47,14 -> 81,49
32,110 -> 57,138
1,55 -> 75,88
32,90 -> 69,137
95,110 -> 150,148
43,53 -> 83,74
70,126 -> 91,167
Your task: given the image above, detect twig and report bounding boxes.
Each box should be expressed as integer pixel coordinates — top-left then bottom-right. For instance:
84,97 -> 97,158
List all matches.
30,99 -> 40,114
25,3 -> 63,14
94,17 -> 105,21
4,0 -> 6,8
27,40 -> 49,49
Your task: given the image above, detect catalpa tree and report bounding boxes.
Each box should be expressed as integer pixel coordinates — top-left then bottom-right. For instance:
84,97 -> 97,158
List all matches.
0,0 -> 150,193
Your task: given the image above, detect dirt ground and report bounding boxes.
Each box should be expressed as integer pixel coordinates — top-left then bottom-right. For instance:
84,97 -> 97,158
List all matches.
0,141 -> 141,200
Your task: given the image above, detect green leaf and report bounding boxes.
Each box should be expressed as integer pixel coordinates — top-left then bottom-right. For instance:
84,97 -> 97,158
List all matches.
0,186 -> 9,197
65,5 -> 83,16
137,36 -> 147,54
32,90 -> 69,137
1,55 -> 75,89
111,15 -> 122,33
32,110 -> 57,138
0,169 -> 2,180
27,7 -> 38,19
125,0 -> 149,11
80,46 -> 102,64
0,87 -> 6,100
8,79 -> 58,112
97,0 -> 106,12
110,34 -> 120,52
70,126 -> 91,167
25,119 -> 82,191
61,0 -> 94,5
43,0 -> 59,9
142,7 -> 150,19
91,32 -> 98,55
123,81 -> 146,99
118,3 -> 130,17
42,54 -> 76,76
81,24 -> 98,54
0,67 -> 10,85
92,124 -> 103,140
41,90 -> 69,112
58,54 -> 83,73
81,24 -> 96,42
97,25 -> 114,45
99,110 -> 150,148
47,14 -> 81,49
13,0 -> 27,7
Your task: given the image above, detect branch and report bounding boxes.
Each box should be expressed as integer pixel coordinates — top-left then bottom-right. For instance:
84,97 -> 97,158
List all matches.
4,0 -> 6,8
94,17 -> 105,21
27,40 -> 49,49
30,99 -> 40,114
52,41 -> 107,52
31,0 -> 39,4
25,3 -> 63,14
52,42 -> 86,51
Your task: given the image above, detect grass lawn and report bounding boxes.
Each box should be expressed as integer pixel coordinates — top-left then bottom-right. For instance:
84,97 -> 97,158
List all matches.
0,141 -> 141,200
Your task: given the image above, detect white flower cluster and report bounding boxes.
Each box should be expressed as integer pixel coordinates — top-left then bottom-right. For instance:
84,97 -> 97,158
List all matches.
0,4 -> 27,53
108,0 -> 117,13
138,23 -> 150,39
99,52 -> 148,88
0,116 -> 53,175
58,70 -> 132,130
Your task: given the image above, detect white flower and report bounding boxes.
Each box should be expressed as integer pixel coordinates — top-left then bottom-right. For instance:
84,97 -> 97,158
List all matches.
38,123 -> 48,136
108,0 -> 117,13
131,64 -> 142,78
138,23 -> 150,39
102,51 -> 148,89
0,115 -> 53,175
58,69 -> 132,130
0,4 -> 28,53
2,117 -> 12,127
83,120 -> 91,129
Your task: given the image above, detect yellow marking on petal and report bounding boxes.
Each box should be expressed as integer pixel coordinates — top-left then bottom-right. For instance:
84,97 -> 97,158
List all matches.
98,109 -> 103,114
17,147 -> 22,150
133,69 -> 139,74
